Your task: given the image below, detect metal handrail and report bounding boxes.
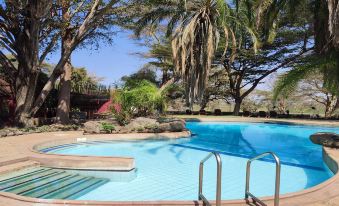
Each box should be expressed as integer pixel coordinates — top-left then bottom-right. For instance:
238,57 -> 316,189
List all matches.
245,152 -> 281,206
198,152 -> 222,206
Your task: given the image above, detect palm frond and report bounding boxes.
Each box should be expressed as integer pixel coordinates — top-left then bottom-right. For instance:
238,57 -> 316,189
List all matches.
273,54 -> 338,100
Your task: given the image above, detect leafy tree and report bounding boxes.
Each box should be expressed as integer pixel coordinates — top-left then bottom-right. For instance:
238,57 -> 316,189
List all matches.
69,67 -> 104,94
0,1 -> 56,124
209,0 -> 312,115
274,59 -> 338,117
141,38 -> 174,86
54,0 -> 127,124
256,0 -> 339,90
0,0 -> 127,125
121,67 -> 159,89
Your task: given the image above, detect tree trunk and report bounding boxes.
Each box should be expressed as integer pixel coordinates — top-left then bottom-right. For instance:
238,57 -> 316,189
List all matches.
14,2 -> 42,126
56,0 -> 73,125
56,60 -> 72,124
161,69 -> 169,86
233,98 -> 242,116
325,95 -> 338,118
30,0 -> 74,118
314,0 -> 331,54
327,0 -> 339,49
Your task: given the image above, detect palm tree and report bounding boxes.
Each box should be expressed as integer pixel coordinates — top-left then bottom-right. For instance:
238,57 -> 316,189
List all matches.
171,0 -> 234,108
134,0 -> 241,108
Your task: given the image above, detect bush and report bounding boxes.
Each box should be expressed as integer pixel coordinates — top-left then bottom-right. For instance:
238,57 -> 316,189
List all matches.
101,122 -> 115,133
112,80 -> 166,125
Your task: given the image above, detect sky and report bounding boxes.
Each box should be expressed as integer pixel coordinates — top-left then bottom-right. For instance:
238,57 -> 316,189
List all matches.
45,30 -> 272,90
46,31 -> 149,86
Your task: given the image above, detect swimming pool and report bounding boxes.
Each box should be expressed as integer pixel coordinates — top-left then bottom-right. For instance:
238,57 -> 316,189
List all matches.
44,122 -> 339,201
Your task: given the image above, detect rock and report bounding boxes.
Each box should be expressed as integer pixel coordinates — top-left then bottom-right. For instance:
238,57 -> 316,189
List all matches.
15,131 -> 23,135
123,117 -> 187,133
7,132 -> 14,136
169,120 -> 186,132
83,121 -> 102,134
125,117 -> 159,132
310,133 -> 339,148
0,132 -> 7,137
158,123 -> 171,132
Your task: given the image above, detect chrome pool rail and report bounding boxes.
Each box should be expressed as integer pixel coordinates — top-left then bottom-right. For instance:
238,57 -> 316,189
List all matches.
198,152 -> 222,206
245,152 -> 281,206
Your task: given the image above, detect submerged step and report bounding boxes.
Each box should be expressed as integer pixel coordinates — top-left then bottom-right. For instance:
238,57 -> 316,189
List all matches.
24,175 -> 86,198
0,168 -> 50,184
6,173 -> 72,194
0,169 -> 63,190
49,178 -> 109,200
0,167 -> 109,200
39,176 -> 94,199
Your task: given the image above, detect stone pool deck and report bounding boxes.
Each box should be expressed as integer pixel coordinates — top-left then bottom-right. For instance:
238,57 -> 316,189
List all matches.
0,117 -> 338,205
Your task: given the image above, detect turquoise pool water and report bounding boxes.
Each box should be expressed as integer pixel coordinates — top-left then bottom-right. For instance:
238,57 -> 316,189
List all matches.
45,122 -> 339,201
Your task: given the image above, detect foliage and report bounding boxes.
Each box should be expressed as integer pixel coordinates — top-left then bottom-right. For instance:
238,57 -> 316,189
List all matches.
121,68 -> 159,89
140,37 -> 174,85
69,67 -> 108,95
133,0 -> 252,108
273,55 -> 337,100
274,56 -> 339,117
112,80 -> 166,124
101,122 -> 115,133
255,0 -> 339,88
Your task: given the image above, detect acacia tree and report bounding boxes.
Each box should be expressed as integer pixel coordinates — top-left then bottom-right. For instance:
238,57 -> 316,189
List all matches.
0,0 -> 126,125
54,0 -> 125,124
298,75 -> 338,117
208,0 -> 312,115
274,58 -> 339,117
257,0 -> 339,88
142,39 -> 174,86
0,1 -> 57,124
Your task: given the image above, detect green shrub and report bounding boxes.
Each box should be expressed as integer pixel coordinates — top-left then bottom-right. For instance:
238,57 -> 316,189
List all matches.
112,80 -> 167,125
101,122 -> 115,133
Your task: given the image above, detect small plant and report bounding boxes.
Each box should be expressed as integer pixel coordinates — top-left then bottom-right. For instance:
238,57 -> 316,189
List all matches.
71,107 -> 81,112
101,122 -> 115,133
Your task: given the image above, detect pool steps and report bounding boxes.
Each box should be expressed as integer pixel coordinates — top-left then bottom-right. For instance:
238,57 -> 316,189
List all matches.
0,167 -> 109,200
0,160 -> 39,175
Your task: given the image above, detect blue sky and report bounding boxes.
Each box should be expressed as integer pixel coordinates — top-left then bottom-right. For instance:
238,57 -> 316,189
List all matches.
45,30 -> 272,90
46,31 -> 149,86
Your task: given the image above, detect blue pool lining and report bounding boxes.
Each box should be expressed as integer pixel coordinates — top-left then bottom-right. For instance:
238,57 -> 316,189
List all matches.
40,141 -> 325,172
171,144 -> 325,171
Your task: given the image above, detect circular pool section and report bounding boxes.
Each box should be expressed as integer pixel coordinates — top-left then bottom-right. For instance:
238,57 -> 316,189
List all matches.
44,122 -> 339,201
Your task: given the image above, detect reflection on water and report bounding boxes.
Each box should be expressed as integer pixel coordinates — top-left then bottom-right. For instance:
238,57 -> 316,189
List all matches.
185,122 -> 339,168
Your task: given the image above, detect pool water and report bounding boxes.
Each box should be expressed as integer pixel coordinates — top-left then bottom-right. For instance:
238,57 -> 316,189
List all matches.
46,122 -> 339,201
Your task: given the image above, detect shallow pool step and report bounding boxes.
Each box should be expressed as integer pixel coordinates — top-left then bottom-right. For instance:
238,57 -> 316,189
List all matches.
0,169 -> 61,190
0,167 -> 109,200
0,160 -> 41,176
41,177 -> 108,199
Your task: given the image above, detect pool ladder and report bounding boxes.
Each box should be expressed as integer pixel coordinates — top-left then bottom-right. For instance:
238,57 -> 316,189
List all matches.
198,152 -> 281,206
